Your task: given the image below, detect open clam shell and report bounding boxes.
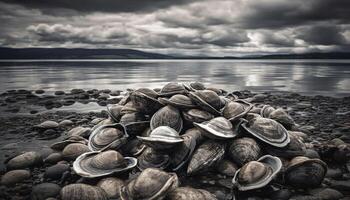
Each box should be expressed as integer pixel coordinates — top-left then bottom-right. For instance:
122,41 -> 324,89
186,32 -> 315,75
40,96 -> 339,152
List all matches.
158,82 -> 187,97
285,156 -> 327,188
88,123 -> 128,152
188,90 -> 223,116
150,105 -> 183,133
158,94 -> 196,109
73,150 -> 137,178
242,115 -> 290,147
194,117 -> 237,139
232,155 -> 282,191
222,100 -> 253,122
137,126 -> 184,150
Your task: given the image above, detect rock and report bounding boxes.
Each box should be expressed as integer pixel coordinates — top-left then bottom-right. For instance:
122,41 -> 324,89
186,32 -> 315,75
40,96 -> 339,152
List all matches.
294,102 -> 312,109
67,126 -> 91,138
1,143 -> 19,150
7,151 -> 42,170
35,89 -> 45,94
77,93 -> 89,99
90,118 -> 104,125
44,153 -> 63,164
0,170 -> 31,186
110,90 -> 121,96
290,195 -> 319,200
326,168 -> 343,179
45,163 -> 70,180
39,129 -> 59,140
329,180 -> 350,192
97,93 -> 109,100
54,91 -> 65,95
330,138 -> 345,146
30,110 -> 38,114
59,120 -> 74,127
304,149 -> 320,159
31,183 -> 61,200
97,101 -> 107,106
63,100 -> 75,106
62,143 -> 89,161
310,188 -> 344,200
35,121 -> 59,130
270,189 -> 292,200
71,89 -> 85,94
96,177 -> 124,199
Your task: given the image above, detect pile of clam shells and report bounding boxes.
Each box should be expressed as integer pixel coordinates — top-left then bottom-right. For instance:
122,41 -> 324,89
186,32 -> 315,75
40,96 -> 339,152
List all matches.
3,82 -> 337,200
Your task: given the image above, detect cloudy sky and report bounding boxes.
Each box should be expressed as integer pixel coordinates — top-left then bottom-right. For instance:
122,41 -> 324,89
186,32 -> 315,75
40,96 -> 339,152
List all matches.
0,0 -> 349,56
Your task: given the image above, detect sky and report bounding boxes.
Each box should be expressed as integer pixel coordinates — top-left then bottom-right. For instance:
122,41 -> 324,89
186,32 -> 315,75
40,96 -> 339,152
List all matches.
0,0 -> 349,56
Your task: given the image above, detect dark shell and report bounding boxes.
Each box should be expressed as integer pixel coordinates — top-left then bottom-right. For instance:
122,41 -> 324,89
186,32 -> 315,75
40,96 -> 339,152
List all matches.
285,156 -> 327,188
130,88 -> 163,114
242,115 -> 290,147
217,159 -> 238,177
194,117 -> 237,139
170,132 -> 197,171
232,155 -> 282,191
188,90 -> 223,116
150,105 -> 183,132
119,112 -> 146,125
158,94 -> 196,109
222,100 -> 253,122
137,147 -> 170,171
124,121 -> 150,137
138,126 -> 183,150
265,131 -> 306,158
228,137 -> 261,166
120,168 -> 179,200
182,109 -> 214,123
159,82 -> 186,97
187,140 -> 225,175
121,138 -> 146,157
183,127 -> 205,145
167,187 -> 217,200
88,123 -> 128,152
106,104 -> 124,122
60,184 -> 108,200
183,82 -> 206,92
73,150 -> 137,178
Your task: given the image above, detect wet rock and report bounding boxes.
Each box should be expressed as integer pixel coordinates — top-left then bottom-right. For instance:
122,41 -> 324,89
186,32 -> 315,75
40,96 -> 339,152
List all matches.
71,89 -> 85,94
326,168 -> 343,179
329,180 -> 350,192
35,121 -> 59,130
310,188 -> 343,200
62,143 -> 89,161
59,120 -> 74,127
270,189 -> 292,200
330,138 -> 345,146
31,183 -> 61,200
1,143 -> 19,150
77,93 -> 89,99
4,96 -> 16,103
97,93 -> 109,100
1,170 -> 31,186
7,151 -> 42,170
45,163 -> 70,180
54,91 -> 65,95
110,90 -> 121,96
63,100 -> 75,106
30,110 -> 38,114
38,129 -> 60,140
35,89 -> 45,94
44,153 -> 63,164
97,100 -> 107,106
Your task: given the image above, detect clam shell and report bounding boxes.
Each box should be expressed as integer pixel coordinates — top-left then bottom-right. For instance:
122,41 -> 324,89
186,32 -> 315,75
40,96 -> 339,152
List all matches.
120,168 -> 179,200
150,105 -> 183,132
137,147 -> 170,171
120,101 -> 138,115
60,183 -> 108,200
285,156 -> 327,188
159,94 -> 196,109
182,109 -> 214,123
217,159 -> 238,177
73,150 -> 137,178
67,126 -> 91,138
159,82 -> 186,97
124,121 -> 150,137
97,177 -> 124,199
260,105 -> 275,118
268,108 -> 295,129
265,131 -> 306,158
50,136 -> 87,151
167,187 -> 217,200
183,127 -> 205,145
232,155 -> 282,191
222,100 -> 253,122
187,140 -> 225,175
188,90 -> 222,116
183,82 -> 206,91
170,133 -> 197,171
228,137 -> 261,166
106,104 -> 124,122
121,138 -> 146,157
130,89 -> 163,114
62,143 -> 90,161
194,117 -> 237,139
119,112 -> 147,125
138,126 -> 183,150
88,123 -> 128,152
242,116 -> 290,147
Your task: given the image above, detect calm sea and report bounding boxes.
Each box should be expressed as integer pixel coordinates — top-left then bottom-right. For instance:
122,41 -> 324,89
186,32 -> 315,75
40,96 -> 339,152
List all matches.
0,59 -> 349,97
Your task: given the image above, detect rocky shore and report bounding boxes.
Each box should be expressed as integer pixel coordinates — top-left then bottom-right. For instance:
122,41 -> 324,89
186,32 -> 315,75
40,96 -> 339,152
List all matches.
0,84 -> 350,200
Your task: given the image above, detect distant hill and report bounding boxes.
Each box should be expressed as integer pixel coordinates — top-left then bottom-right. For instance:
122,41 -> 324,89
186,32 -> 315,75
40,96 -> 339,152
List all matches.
0,47 -> 173,59
0,47 -> 349,59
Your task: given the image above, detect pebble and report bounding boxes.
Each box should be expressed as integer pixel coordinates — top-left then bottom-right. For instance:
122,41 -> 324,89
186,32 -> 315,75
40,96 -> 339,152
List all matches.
70,89 -> 85,94
326,168 -> 343,179
67,126 -> 91,138
63,100 -> 75,106
44,153 -> 63,164
31,183 -> 61,200
35,120 -> 59,130
59,119 -> 74,127
62,143 -> 89,160
270,189 -> 291,200
310,188 -> 344,200
54,91 -> 65,95
45,163 -> 70,180
35,89 -> 45,94
7,151 -> 42,170
329,180 -> 350,192
1,170 -> 31,186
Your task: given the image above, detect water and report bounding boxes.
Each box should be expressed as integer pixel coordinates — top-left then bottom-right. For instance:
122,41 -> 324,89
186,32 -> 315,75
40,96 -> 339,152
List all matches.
0,59 -> 349,97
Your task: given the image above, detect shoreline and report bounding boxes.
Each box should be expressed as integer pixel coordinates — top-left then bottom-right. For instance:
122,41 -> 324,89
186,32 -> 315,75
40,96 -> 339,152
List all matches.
0,88 -> 350,199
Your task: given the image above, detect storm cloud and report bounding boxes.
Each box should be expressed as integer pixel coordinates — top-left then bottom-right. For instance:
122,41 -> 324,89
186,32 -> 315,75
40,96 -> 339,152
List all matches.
0,0 -> 349,56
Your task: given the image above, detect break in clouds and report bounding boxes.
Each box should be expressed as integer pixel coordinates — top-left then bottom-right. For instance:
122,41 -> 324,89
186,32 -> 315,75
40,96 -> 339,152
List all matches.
1,0 -> 350,56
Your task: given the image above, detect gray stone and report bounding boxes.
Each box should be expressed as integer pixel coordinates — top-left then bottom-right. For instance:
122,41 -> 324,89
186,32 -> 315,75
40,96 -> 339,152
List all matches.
45,163 -> 70,180
31,183 -> 61,200
1,169 -> 31,186
7,151 -> 42,170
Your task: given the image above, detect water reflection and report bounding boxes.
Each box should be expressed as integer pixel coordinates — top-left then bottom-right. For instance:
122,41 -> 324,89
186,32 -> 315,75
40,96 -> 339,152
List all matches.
0,60 -> 349,96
